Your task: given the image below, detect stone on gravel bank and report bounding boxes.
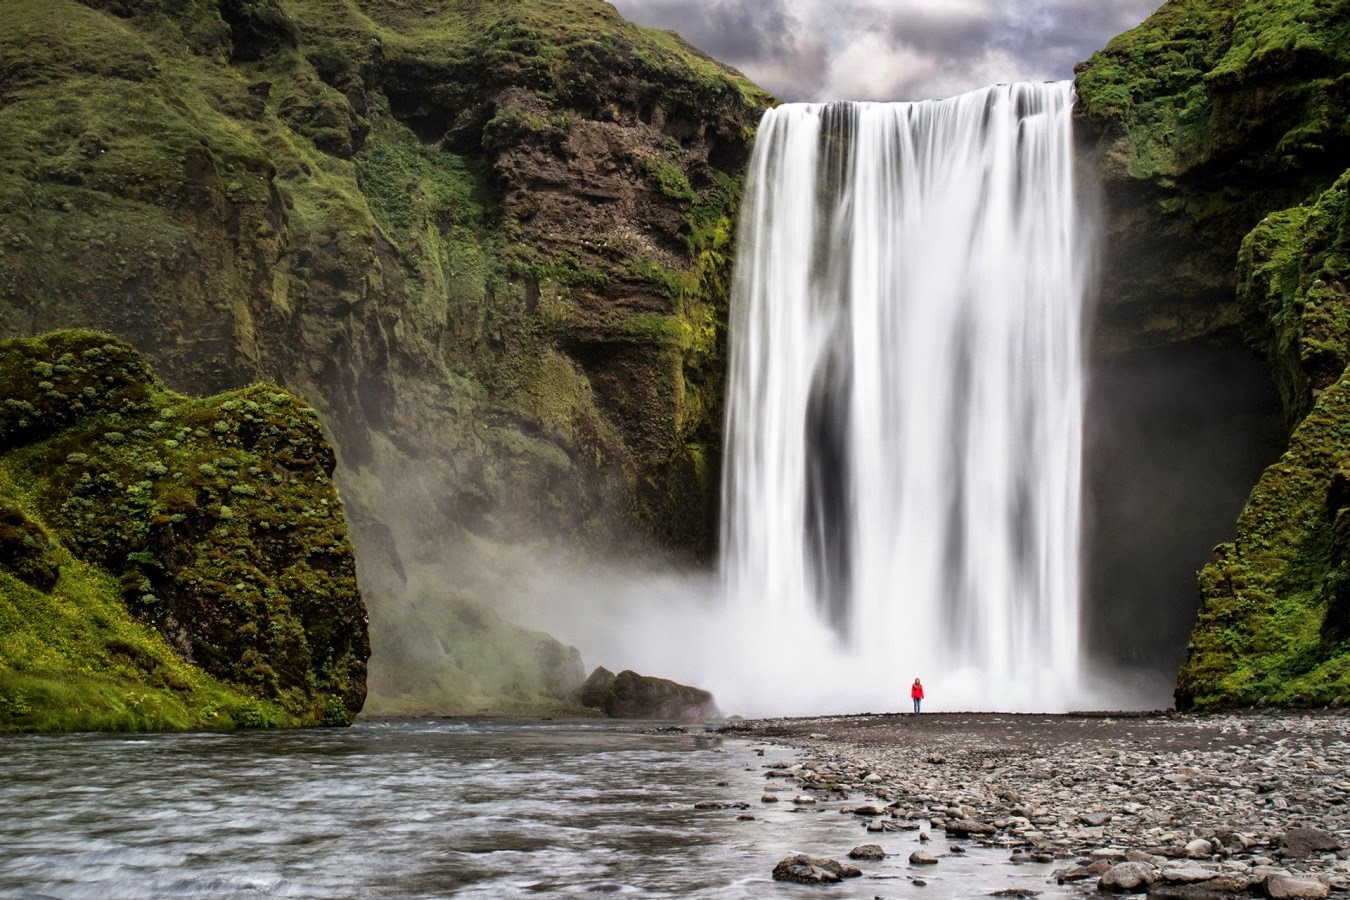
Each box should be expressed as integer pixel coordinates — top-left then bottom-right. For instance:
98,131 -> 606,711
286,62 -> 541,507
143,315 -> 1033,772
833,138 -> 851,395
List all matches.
1262,873 -> 1330,899
1099,861 -> 1156,891
723,712 -> 1350,895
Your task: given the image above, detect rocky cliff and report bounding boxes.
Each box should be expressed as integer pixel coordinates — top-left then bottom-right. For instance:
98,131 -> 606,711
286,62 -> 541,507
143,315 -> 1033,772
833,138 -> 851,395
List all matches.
0,330 -> 368,731
1077,0 -> 1350,706
0,0 -> 771,712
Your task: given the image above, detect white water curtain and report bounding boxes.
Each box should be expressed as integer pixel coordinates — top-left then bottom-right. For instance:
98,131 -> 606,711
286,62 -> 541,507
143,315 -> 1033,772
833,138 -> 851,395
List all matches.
721,82 -> 1093,710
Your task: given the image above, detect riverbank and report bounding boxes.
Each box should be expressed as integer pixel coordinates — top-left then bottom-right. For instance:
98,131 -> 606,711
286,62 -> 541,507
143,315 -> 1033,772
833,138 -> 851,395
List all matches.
718,711 -> 1349,896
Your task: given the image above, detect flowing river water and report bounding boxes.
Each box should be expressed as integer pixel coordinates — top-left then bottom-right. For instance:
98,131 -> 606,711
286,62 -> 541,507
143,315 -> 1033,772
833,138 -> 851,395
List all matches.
0,720 -> 1081,898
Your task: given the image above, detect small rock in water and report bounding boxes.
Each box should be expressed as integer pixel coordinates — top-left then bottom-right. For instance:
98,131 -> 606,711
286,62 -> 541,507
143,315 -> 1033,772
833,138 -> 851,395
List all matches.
736,814 -> 755,821
990,890 -> 1041,898
1054,865 -> 1092,883
848,844 -> 886,861
761,794 -> 778,803
912,878 -> 928,886
909,850 -> 939,865
771,855 -> 862,884
950,845 -> 966,854
792,796 -> 817,805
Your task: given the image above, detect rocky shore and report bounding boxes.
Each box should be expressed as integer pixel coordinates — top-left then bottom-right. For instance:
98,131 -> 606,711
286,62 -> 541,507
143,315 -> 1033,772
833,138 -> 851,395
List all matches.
718,711 -> 1349,897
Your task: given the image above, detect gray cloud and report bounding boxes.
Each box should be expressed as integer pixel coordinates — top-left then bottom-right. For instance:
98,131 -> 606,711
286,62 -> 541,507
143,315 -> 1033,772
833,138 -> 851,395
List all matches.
609,0 -> 1164,101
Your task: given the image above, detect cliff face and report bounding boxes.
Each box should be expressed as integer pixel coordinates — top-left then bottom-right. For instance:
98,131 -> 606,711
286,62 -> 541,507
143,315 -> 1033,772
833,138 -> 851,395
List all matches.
1077,0 -> 1350,706
0,0 -> 771,711
0,331 -> 368,731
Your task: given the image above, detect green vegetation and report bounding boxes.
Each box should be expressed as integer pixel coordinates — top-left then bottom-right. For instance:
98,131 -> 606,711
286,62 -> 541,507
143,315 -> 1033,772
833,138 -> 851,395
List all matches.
0,0 -> 772,718
0,331 -> 368,732
1079,0 -> 1350,706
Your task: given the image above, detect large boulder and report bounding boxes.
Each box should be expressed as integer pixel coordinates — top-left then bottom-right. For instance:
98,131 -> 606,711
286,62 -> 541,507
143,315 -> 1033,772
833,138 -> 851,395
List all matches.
574,667 -> 718,720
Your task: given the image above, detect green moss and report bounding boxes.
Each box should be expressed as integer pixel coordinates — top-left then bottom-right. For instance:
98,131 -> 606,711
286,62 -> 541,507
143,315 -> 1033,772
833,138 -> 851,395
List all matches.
1,0 -> 772,715
0,331 -> 368,732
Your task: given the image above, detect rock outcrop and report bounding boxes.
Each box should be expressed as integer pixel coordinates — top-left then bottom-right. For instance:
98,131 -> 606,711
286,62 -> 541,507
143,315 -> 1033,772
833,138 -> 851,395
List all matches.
1077,0 -> 1350,706
574,666 -> 718,721
0,0 -> 771,713
0,331 -> 369,731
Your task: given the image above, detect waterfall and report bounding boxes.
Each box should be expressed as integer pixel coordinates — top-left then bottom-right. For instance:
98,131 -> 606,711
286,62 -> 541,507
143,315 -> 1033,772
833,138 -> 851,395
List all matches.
720,82 -> 1093,711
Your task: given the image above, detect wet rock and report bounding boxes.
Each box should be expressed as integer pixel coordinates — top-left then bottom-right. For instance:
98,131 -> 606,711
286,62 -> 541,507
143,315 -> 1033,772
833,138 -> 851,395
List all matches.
791,796 -> 817,805
848,844 -> 886,861
1261,874 -> 1329,899
1056,865 -> 1094,883
910,850 -> 939,865
867,819 -> 906,832
1099,861 -> 1156,891
760,794 -> 778,803
991,890 -> 1041,898
771,855 -> 862,884
1278,828 -> 1341,859
948,818 -> 998,836
1087,859 -> 1115,875
845,804 -> 887,816
602,670 -> 718,721
735,814 -> 755,821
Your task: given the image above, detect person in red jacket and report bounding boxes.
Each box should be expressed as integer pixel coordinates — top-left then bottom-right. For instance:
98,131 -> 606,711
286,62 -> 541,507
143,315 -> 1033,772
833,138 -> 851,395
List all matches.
911,678 -> 924,714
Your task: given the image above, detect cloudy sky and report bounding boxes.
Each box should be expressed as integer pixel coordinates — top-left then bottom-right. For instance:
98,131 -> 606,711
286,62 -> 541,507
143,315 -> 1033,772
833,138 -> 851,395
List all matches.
608,0 -> 1164,102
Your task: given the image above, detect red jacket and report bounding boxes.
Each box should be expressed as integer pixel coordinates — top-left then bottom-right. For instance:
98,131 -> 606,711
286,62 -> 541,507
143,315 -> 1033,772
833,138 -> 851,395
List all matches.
911,683 -> 924,700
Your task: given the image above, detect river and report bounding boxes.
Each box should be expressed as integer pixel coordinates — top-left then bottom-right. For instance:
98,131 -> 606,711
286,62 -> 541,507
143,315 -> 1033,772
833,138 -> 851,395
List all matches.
0,720 -> 1077,898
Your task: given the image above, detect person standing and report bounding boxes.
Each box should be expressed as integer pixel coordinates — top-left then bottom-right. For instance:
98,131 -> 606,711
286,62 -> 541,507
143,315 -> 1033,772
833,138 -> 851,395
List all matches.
911,678 -> 924,714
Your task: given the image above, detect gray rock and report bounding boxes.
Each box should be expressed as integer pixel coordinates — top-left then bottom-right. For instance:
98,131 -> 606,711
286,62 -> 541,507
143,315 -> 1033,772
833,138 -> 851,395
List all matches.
909,850 -> 939,865
1098,861 -> 1156,891
1160,866 -> 1219,883
760,794 -> 778,803
947,818 -> 997,836
1055,865 -> 1093,883
1262,873 -> 1329,899
1086,859 -> 1113,875
848,844 -> 886,861
1278,827 -> 1341,859
1080,812 -> 1113,827
1184,839 -> 1214,859
771,855 -> 862,884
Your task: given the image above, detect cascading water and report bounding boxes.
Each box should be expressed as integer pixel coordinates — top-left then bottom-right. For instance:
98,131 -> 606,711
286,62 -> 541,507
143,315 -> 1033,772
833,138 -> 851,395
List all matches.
720,81 -> 1094,712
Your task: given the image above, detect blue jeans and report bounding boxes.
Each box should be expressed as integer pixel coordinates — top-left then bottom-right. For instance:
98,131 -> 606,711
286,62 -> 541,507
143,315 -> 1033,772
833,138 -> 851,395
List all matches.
913,698 -> 921,713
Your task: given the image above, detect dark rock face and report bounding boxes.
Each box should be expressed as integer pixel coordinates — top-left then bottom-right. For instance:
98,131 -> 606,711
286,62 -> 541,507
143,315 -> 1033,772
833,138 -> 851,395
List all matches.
0,331 -> 369,730
1076,0 -> 1350,706
0,0 -> 770,713
574,666 -> 617,710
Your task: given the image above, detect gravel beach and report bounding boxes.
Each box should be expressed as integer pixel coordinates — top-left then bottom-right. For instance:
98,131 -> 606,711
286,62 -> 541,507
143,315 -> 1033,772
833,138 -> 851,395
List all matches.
719,711 -> 1350,896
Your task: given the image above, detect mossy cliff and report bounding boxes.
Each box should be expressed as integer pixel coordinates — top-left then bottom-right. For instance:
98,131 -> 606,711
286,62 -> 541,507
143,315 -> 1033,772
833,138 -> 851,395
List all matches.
1077,0 -> 1350,706
0,330 -> 368,731
0,0 -> 771,712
